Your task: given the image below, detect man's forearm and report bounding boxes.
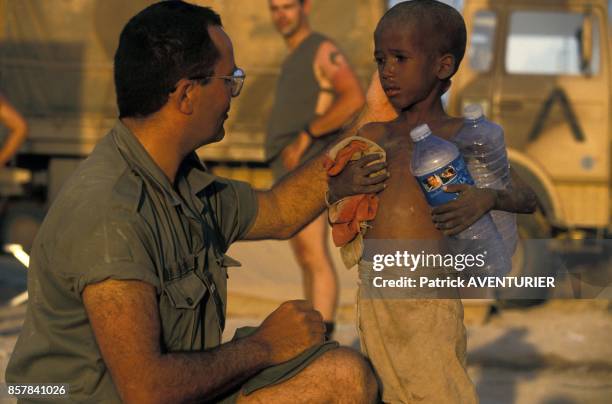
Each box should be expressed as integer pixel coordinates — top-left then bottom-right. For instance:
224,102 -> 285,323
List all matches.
257,154 -> 328,240
247,153 -> 328,240
145,335 -> 270,403
309,91 -> 364,137
85,280 -> 274,404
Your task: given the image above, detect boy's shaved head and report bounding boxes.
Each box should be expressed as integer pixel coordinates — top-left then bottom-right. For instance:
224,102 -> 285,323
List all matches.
376,0 -> 466,77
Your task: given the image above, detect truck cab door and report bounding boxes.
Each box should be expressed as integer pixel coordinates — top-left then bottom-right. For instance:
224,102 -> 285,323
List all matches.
495,3 -> 609,228
449,1 -> 502,119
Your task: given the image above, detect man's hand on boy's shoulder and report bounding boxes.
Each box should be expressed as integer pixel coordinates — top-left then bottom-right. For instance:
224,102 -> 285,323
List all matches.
430,184 -> 496,236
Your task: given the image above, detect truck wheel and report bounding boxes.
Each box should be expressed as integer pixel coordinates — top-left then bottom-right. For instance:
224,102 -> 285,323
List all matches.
496,208 -> 552,307
0,201 -> 46,254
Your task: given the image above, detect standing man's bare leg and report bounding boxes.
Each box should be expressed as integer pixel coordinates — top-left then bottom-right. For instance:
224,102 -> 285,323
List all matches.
289,214 -> 338,333
267,0 -> 365,339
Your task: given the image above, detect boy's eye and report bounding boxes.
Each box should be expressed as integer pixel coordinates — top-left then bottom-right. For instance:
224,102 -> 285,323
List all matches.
374,57 -> 384,65
395,55 -> 406,63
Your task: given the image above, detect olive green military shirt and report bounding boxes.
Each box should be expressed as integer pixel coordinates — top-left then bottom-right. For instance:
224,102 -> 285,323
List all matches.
5,121 -> 258,402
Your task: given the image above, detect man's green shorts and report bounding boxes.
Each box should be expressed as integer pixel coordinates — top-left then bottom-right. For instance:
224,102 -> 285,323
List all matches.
217,326 -> 339,403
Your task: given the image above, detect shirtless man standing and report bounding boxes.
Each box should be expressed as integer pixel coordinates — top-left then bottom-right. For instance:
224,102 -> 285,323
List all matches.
267,0 -> 365,337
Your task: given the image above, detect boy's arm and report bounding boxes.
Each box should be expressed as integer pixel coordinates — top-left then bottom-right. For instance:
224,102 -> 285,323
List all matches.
431,168 -> 538,236
492,169 -> 538,213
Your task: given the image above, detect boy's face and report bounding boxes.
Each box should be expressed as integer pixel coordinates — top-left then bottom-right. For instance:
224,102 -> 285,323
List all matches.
374,23 -> 439,111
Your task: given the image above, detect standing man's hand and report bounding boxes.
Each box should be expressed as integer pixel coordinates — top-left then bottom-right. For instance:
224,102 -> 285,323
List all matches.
281,132 -> 311,170
327,154 -> 388,204
252,300 -> 325,365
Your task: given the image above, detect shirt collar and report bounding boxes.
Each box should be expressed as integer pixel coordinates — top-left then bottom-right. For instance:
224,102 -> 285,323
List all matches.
179,153 -> 217,194
111,120 -> 217,206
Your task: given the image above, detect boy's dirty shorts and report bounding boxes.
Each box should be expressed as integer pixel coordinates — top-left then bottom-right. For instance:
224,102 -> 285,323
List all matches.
357,260 -> 478,404
217,326 -> 339,403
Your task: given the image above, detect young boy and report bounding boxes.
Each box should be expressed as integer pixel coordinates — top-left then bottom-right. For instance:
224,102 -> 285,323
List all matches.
348,1 -> 537,402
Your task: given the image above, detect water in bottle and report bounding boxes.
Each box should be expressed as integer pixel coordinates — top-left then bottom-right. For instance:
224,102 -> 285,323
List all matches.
453,104 -> 518,258
410,123 -> 511,276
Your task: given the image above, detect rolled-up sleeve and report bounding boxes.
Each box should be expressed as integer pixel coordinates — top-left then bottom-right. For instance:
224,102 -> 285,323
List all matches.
69,209 -> 160,295
211,178 -> 259,248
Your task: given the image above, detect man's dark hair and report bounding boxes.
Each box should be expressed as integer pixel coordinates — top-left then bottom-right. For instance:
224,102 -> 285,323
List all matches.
114,1 -> 223,118
376,0 -> 466,77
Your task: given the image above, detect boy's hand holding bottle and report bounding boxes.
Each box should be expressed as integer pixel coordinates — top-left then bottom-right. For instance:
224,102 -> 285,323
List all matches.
431,184 -> 497,236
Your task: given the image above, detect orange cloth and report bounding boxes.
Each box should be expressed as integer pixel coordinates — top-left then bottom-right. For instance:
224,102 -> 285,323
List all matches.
324,140 -> 370,176
325,140 -> 380,247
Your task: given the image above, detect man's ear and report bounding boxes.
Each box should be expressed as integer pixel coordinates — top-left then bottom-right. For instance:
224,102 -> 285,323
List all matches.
170,79 -> 196,115
302,0 -> 312,15
436,53 -> 456,81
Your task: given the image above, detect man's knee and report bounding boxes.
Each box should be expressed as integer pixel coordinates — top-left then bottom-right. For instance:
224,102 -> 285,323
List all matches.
239,347 -> 378,403
313,347 -> 378,402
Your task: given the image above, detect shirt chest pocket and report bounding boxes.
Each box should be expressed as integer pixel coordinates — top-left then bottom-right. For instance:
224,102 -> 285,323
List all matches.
159,251 -> 241,351
164,270 -> 207,309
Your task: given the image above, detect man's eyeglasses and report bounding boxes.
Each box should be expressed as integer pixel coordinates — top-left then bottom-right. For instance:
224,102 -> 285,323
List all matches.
189,67 -> 246,97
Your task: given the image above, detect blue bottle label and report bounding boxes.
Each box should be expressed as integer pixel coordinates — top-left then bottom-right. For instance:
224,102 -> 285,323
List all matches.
415,156 -> 474,206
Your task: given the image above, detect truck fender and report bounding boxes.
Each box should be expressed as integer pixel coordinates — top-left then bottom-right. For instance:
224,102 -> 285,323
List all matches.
507,148 -> 564,227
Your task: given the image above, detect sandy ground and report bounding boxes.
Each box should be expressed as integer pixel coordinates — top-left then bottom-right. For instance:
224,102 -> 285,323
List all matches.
0,238 -> 611,403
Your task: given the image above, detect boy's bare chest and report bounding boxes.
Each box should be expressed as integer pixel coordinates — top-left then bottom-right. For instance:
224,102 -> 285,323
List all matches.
365,134 -> 441,239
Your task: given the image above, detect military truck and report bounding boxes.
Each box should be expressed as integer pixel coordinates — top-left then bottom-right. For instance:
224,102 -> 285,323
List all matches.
4,0 -> 609,269
448,0 -> 611,280
0,0 -> 384,250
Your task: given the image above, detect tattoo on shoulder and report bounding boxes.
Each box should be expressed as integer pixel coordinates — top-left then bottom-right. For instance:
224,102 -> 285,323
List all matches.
329,51 -> 342,66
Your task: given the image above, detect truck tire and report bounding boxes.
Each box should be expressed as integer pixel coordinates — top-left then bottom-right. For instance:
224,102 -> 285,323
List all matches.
496,208 -> 553,307
0,201 -> 46,254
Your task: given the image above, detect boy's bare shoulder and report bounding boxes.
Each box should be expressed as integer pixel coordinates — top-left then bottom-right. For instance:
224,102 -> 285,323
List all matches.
447,116 -> 464,130
356,121 -> 390,144
435,116 -> 465,140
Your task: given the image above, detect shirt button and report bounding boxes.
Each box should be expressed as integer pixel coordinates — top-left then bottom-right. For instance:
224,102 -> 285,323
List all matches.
186,297 -> 194,305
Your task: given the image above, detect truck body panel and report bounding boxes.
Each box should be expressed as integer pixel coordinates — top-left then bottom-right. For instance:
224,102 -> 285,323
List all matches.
449,0 -> 611,231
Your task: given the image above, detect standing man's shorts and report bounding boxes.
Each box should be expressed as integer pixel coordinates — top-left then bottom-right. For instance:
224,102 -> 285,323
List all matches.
269,135 -> 337,183
217,326 -> 339,403
269,153 -> 294,183
356,261 -> 478,404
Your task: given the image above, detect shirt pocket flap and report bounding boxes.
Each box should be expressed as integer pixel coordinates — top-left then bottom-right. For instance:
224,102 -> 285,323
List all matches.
164,271 -> 207,309
219,254 -> 242,268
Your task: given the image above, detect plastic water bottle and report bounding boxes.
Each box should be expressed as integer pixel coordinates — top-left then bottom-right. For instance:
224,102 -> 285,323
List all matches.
453,105 -> 518,258
410,123 -> 511,276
